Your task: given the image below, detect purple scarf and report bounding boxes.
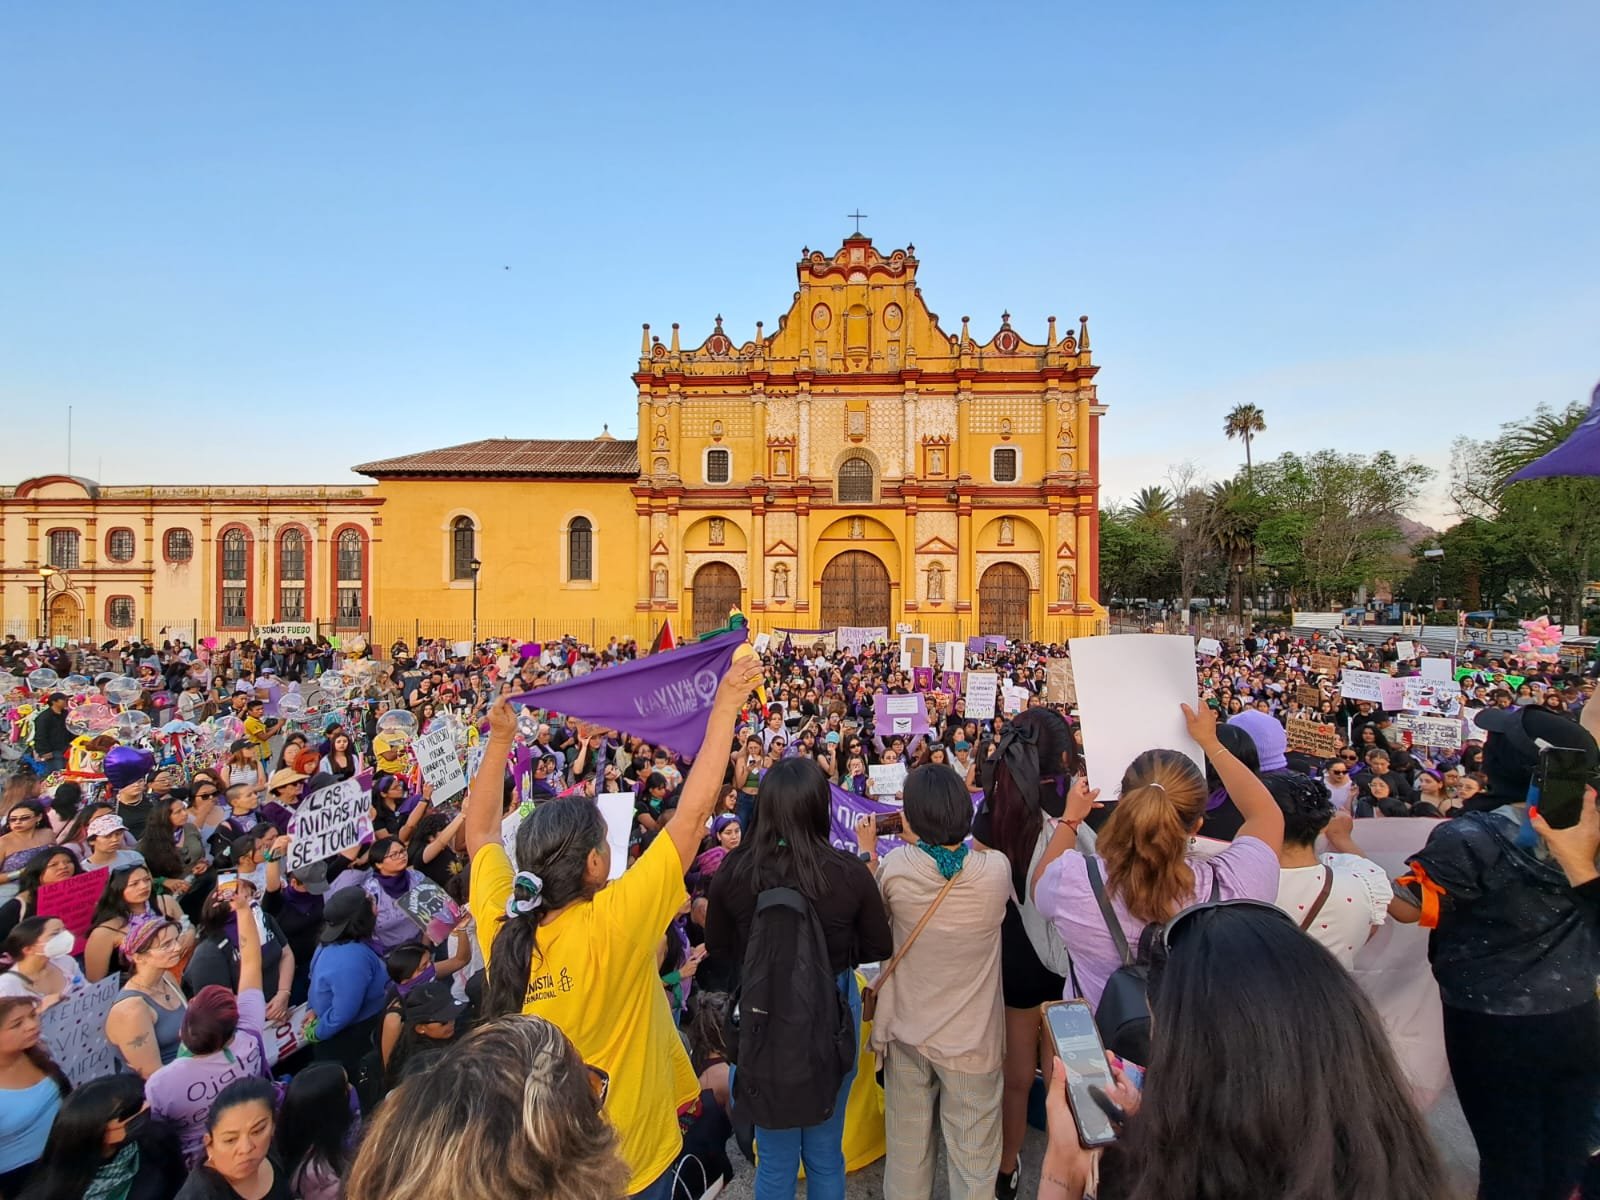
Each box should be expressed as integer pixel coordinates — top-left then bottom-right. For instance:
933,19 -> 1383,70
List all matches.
374,870 -> 411,899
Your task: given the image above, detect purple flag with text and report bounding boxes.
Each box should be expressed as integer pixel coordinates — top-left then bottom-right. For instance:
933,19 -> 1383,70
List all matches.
502,627 -> 746,754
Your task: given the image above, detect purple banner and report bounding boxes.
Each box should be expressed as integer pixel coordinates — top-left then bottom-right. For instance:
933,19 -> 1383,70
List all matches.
826,782 -> 984,855
501,628 -> 746,754
966,635 -> 1008,656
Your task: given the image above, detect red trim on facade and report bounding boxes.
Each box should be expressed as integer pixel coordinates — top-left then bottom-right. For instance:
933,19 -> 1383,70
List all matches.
162,527 -> 196,564
104,527 -> 137,563
214,523 -> 254,630
104,594 -> 136,630
274,523 -> 312,623
329,524 -> 370,629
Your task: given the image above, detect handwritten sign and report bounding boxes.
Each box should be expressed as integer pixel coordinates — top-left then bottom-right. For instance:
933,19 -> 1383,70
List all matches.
1196,637 -> 1222,658
1392,714 -> 1464,750
1378,675 -> 1408,711
876,693 -> 930,737
412,725 -> 467,806
1339,669 -> 1386,703
1402,678 -> 1462,717
287,779 -> 371,872
1002,684 -> 1030,715
398,881 -> 466,944
41,976 -> 120,1085
965,672 -> 998,720
1395,639 -> 1417,662
1295,683 -> 1324,708
1285,718 -> 1341,758
1310,653 -> 1342,676
38,870 -> 106,953
868,763 -> 908,796
1045,658 -> 1077,706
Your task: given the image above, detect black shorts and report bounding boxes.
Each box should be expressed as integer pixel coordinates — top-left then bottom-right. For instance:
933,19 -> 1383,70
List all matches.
1000,900 -> 1067,1009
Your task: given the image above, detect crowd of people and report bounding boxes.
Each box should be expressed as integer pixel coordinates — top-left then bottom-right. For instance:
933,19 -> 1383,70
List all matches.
0,621 -> 1595,1200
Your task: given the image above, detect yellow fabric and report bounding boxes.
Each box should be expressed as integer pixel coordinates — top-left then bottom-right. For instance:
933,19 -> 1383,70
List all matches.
243,715 -> 271,751
470,834 -> 697,1194
371,733 -> 407,776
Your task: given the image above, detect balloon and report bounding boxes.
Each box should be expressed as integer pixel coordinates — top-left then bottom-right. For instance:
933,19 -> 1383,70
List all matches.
548,669 -> 570,684
61,674 -> 93,696
434,712 -> 464,742
571,661 -> 592,677
114,711 -> 152,741
104,677 -> 142,707
277,693 -> 306,720
0,672 -> 20,697
67,702 -> 118,737
207,716 -> 245,749
377,710 -> 417,736
26,669 -> 59,694
103,744 -> 156,789
345,636 -> 369,658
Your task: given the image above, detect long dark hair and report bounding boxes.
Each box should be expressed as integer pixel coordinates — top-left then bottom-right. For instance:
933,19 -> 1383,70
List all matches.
978,708 -> 1076,872
718,757 -> 836,899
137,796 -> 187,879
88,864 -> 150,929
482,798 -> 608,1019
1123,904 -> 1447,1200
0,996 -> 69,1099
277,1062 -> 356,1183
0,917 -> 52,973
19,1073 -> 144,1199
16,847 -> 78,903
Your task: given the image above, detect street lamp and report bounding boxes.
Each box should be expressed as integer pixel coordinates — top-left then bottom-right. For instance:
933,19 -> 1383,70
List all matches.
37,566 -> 56,642
469,557 -> 482,647
1423,548 -> 1445,615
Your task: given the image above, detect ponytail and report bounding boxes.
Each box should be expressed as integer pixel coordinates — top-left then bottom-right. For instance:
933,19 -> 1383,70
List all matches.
482,798 -> 606,1019
1097,749 -> 1207,925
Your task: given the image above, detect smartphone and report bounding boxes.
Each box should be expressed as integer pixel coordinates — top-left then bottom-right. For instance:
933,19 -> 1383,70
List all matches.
1534,746 -> 1593,829
213,871 -> 240,896
875,811 -> 903,837
1044,999 -> 1120,1147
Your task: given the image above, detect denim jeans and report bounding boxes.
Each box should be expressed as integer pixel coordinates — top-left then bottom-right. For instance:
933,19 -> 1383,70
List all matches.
630,1164 -> 677,1200
751,970 -> 861,1200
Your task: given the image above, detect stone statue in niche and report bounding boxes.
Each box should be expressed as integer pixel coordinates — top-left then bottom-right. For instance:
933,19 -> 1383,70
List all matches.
849,517 -> 865,539
771,563 -> 790,601
1058,568 -> 1074,603
773,449 -> 789,477
709,518 -> 725,546
928,447 -> 944,475
654,427 -> 669,450
999,517 -> 1014,546
653,457 -> 669,475
652,564 -> 669,600
926,562 -> 946,602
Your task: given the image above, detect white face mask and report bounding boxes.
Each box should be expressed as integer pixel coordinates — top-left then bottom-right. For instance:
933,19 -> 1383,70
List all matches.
41,931 -> 75,959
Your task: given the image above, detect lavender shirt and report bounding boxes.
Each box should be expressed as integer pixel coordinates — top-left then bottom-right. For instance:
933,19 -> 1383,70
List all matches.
1035,837 -> 1281,1009
145,988 -> 269,1166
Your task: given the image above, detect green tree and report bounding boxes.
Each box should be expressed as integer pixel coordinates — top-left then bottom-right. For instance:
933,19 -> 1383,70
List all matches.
1098,508 -> 1172,605
1127,485 -> 1175,528
1450,401 -> 1600,623
1224,404 -> 1267,488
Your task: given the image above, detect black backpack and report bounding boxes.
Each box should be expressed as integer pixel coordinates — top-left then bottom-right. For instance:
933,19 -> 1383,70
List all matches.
724,886 -> 855,1130
1082,856 -> 1219,1065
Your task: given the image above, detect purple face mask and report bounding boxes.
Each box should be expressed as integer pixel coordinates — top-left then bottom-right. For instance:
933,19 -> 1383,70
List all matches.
396,964 -> 436,996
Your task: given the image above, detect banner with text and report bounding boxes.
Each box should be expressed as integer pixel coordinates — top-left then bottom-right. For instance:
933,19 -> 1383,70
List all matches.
288,779 -> 372,872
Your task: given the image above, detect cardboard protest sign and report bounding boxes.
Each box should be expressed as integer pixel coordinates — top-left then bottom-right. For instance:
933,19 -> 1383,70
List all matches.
1295,683 -> 1324,708
1069,635 -> 1203,793
41,976 -> 120,1084
1044,658 -> 1077,705
412,724 -> 467,805
1196,637 -> 1222,658
868,764 -> 908,796
1339,669 -> 1386,703
1310,653 -> 1343,676
38,871 -> 105,954
1285,718 -> 1341,758
287,779 -> 372,872
876,693 -> 930,737
398,880 -> 467,944
964,672 -> 998,719
898,632 -> 932,670
1392,714 -> 1464,750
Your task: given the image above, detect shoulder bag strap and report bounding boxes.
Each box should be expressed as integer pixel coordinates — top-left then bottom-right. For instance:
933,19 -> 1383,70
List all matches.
871,869 -> 961,995
1299,865 -> 1336,931
1085,856 -> 1134,968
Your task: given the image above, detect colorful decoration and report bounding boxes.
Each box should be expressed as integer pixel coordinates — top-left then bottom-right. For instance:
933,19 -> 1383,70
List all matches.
1516,615 -> 1564,661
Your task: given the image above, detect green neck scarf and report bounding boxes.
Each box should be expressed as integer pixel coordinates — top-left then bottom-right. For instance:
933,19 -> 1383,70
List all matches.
918,842 -> 968,880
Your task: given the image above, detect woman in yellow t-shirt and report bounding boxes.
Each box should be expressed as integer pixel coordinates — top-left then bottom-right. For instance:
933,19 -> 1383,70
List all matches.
463,655 -> 763,1200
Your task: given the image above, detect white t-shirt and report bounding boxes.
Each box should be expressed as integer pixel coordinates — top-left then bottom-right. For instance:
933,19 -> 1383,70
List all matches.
0,956 -> 85,1000
1275,853 -> 1393,969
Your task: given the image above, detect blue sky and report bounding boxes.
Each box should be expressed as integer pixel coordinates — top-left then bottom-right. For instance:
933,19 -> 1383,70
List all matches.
3,3 -> 1596,526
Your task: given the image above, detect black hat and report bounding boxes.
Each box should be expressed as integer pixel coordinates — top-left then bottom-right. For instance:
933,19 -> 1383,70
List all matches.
318,888 -> 371,944
402,979 -> 468,1025
1474,705 -> 1599,799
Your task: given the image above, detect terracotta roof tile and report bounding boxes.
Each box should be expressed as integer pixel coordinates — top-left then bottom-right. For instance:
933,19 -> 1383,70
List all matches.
354,438 -> 639,478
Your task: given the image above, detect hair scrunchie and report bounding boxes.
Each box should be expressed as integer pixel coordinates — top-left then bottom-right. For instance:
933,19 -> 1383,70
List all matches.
506,870 -> 544,918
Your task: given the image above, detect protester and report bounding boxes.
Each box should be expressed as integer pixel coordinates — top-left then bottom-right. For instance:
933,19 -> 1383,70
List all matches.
0,849 -> 79,945
307,888 -> 388,1076
186,881 -> 294,1019
105,916 -> 191,1075
82,812 -> 146,875
20,1072 -> 187,1200
344,1015 -> 628,1200
862,763 -> 1010,1200
466,656 -> 761,1200
0,918 -> 84,1005
84,864 -> 186,983
173,1077 -> 289,1200
325,834 -> 428,954
0,996 -> 70,1195
276,1063 -> 359,1200
0,804 -> 58,907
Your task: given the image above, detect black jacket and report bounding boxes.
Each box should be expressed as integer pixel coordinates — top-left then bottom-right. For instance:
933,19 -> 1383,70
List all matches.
32,706 -> 70,757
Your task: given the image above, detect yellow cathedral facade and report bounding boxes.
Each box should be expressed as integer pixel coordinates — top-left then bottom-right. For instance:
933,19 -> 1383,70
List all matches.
1,237 -> 1106,646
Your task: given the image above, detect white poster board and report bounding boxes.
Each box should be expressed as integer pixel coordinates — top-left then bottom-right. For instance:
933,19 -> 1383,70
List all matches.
1068,635 -> 1203,794
1419,657 -> 1454,682
1396,639 -> 1417,662
412,725 -> 468,805
287,779 -> 372,872
40,976 -> 120,1085
597,793 -> 635,882
1339,669 -> 1387,703
964,672 -> 998,720
752,632 -> 772,654
898,632 -> 932,670
868,763 -> 908,796
1002,684 -> 1030,715
940,641 -> 966,674
1196,637 -> 1222,658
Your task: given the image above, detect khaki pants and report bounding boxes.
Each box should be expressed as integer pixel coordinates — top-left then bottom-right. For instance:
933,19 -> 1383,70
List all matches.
882,1041 -> 1004,1200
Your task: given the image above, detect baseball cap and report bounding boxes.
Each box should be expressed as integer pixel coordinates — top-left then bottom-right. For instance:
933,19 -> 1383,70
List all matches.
289,860 -> 330,895
320,888 -> 372,943
86,813 -> 127,839
402,979 -> 468,1026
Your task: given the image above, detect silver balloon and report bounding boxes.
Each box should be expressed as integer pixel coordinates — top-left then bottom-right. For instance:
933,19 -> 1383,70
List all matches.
377,710 -> 417,736
25,668 -> 60,693
104,677 -> 142,707
114,711 -> 152,741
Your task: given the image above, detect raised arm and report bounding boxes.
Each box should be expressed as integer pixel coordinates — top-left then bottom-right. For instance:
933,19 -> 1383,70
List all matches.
233,890 -> 263,996
1184,702 -> 1284,852
465,695 -> 517,859
665,656 -> 765,871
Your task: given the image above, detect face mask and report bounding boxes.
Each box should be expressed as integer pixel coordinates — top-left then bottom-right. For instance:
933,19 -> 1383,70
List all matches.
120,1110 -> 150,1140
41,931 -> 75,959
396,964 -> 436,996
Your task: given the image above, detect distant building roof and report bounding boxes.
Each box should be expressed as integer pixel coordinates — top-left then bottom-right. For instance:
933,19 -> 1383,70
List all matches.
354,438 -> 639,479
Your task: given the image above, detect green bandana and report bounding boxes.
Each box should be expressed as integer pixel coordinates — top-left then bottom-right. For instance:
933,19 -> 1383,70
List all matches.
86,1142 -> 140,1200
918,842 -> 968,880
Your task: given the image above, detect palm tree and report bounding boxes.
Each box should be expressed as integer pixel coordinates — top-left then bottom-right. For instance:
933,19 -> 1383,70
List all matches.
1224,404 -> 1267,489
1208,479 -> 1262,622
1128,485 -> 1174,527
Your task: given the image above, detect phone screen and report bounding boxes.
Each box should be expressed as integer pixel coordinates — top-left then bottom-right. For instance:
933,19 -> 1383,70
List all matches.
876,811 -> 904,836
1045,1000 -> 1118,1147
1536,747 -> 1593,829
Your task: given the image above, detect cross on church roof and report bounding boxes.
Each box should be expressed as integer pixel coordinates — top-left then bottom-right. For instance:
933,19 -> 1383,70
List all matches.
847,209 -> 868,235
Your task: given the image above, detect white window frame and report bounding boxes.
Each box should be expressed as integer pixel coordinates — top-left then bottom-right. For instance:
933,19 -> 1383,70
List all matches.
991,446 -> 1021,484
703,447 -> 733,486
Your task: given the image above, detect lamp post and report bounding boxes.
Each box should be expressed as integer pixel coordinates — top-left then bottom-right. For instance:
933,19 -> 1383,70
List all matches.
37,565 -> 55,642
469,557 -> 482,647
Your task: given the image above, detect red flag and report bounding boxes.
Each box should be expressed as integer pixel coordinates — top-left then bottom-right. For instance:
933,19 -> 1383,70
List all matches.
649,619 -> 676,655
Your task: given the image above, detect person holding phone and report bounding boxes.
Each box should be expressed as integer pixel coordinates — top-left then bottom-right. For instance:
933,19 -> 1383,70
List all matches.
1398,700 -> 1600,1200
